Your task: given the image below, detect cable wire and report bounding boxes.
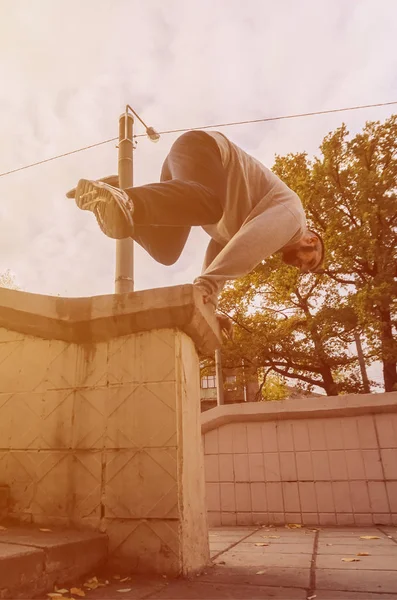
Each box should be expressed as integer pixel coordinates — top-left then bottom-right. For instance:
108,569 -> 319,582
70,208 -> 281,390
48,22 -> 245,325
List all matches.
1,99 -> 396,178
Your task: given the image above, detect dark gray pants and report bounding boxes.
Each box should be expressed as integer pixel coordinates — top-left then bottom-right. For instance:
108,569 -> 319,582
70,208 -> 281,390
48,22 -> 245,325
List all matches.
125,130 -> 226,265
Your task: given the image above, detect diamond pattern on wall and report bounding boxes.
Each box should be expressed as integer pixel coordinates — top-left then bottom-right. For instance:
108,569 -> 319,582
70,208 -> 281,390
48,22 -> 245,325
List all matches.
107,519 -> 180,574
45,340 -> 78,390
7,451 -> 72,515
0,393 -> 12,448
75,342 -> 108,389
106,383 -> 177,449
104,448 -> 178,519
107,330 -> 176,386
69,452 -> 102,519
8,390 -> 74,449
0,340 -> 26,393
72,388 -> 108,450
0,321 -> 208,574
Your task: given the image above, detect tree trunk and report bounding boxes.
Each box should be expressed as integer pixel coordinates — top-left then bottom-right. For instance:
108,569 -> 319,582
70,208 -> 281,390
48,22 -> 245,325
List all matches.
321,366 -> 339,396
354,331 -> 371,393
379,309 -> 397,392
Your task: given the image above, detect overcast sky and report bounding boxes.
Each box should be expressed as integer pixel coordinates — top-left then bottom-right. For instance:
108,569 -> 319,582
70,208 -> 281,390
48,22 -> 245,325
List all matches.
1,0 -> 396,302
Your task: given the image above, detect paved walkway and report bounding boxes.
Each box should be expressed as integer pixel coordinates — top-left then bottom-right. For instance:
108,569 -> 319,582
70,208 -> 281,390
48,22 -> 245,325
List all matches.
40,526 -> 397,599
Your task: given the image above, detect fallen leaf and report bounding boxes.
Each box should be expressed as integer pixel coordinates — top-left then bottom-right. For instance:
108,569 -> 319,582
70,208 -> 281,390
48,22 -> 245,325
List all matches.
84,582 -> 99,590
70,588 -> 85,597
216,560 -> 226,565
342,558 -> 360,562
360,535 -> 379,540
256,570 -> 266,575
357,552 -> 370,556
120,577 -> 131,582
117,589 -> 132,593
254,542 -> 269,546
55,589 -> 69,594
263,535 -> 280,539
47,595 -> 63,599
286,523 -> 302,529
40,528 -> 52,532
0,525 -> 7,531
308,595 -> 317,600
326,543 -> 333,546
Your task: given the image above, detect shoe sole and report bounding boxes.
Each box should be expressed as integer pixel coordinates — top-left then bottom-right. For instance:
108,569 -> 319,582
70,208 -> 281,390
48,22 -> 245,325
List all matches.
75,179 -> 134,239
66,175 -> 119,199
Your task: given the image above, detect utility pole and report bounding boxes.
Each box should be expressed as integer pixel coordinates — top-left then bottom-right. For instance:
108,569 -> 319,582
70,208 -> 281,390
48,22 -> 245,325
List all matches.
115,108 -> 134,294
215,349 -> 224,406
114,105 -> 160,294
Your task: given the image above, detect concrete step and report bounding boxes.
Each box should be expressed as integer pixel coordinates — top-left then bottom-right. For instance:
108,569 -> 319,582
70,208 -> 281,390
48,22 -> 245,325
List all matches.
0,523 -> 108,599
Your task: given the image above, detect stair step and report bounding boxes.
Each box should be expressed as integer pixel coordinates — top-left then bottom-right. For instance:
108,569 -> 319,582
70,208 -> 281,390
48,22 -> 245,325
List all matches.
0,524 -> 107,599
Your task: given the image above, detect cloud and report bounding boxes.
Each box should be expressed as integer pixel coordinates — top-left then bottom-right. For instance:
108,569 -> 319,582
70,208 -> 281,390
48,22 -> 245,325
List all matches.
0,0 -> 396,299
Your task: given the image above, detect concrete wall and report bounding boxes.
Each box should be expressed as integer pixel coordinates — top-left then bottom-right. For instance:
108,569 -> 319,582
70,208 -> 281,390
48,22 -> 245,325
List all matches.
202,393 -> 397,527
0,284 -> 221,575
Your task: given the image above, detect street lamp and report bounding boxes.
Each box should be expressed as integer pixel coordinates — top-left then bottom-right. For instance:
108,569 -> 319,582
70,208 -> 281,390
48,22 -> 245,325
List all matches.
115,105 -> 160,294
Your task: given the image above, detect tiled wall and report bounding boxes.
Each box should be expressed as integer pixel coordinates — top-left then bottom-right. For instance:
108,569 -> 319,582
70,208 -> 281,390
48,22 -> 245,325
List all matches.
203,413 -> 397,527
0,325 -> 209,574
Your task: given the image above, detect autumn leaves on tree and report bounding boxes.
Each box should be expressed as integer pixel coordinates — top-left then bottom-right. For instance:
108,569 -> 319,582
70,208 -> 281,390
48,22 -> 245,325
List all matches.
218,115 -> 397,396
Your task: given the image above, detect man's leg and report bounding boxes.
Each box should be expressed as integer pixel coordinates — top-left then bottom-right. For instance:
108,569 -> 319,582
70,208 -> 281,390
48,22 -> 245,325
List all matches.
130,131 -> 225,264
70,131 -> 226,265
126,130 -> 225,226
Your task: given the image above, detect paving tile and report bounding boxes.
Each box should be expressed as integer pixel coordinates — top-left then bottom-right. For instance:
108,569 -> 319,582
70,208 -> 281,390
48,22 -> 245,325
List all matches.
317,554 -> 397,570
210,527 -> 257,535
149,581 -> 307,599
317,536 -> 392,546
316,568 -> 397,593
210,542 -> 233,553
318,527 -> 381,536
79,579 -> 167,600
230,542 -> 313,554
248,532 -> 315,544
318,543 -> 397,556
213,551 -> 312,569
315,591 -> 397,599
200,565 -> 310,588
380,527 -> 397,537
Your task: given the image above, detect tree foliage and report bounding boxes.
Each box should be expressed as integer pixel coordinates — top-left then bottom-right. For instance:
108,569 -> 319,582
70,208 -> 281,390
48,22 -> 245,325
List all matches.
0,270 -> 19,290
218,116 -> 397,395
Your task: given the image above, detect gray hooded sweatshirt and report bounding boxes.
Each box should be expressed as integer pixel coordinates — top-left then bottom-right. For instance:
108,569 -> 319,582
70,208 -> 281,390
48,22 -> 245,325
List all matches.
193,131 -> 307,305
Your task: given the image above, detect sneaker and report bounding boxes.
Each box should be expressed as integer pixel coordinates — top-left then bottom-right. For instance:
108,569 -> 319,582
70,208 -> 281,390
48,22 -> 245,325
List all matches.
73,179 -> 134,239
66,175 -> 119,199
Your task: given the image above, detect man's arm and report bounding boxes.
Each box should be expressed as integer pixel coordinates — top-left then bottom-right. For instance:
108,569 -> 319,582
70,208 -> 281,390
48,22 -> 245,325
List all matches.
194,200 -> 304,305
202,238 -> 226,272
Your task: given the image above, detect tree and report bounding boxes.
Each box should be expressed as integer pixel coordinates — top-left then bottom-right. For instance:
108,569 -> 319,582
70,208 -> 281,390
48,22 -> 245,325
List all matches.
218,116 -> 396,395
219,260 -> 366,397
272,115 -> 396,391
0,270 -> 20,290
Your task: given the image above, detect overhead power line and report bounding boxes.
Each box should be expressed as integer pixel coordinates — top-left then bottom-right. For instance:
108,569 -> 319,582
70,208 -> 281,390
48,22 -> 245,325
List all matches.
1,99 -> 396,178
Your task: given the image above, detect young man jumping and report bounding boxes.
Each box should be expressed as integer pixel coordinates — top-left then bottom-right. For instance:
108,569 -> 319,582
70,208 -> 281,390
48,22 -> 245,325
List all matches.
67,130 -> 324,322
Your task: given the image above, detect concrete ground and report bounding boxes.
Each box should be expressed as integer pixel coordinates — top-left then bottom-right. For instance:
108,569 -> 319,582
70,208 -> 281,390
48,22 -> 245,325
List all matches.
38,525 -> 397,600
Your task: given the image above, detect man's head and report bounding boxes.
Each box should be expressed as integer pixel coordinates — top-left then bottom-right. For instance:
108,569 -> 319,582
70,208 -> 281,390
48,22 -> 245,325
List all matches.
281,229 -> 325,273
